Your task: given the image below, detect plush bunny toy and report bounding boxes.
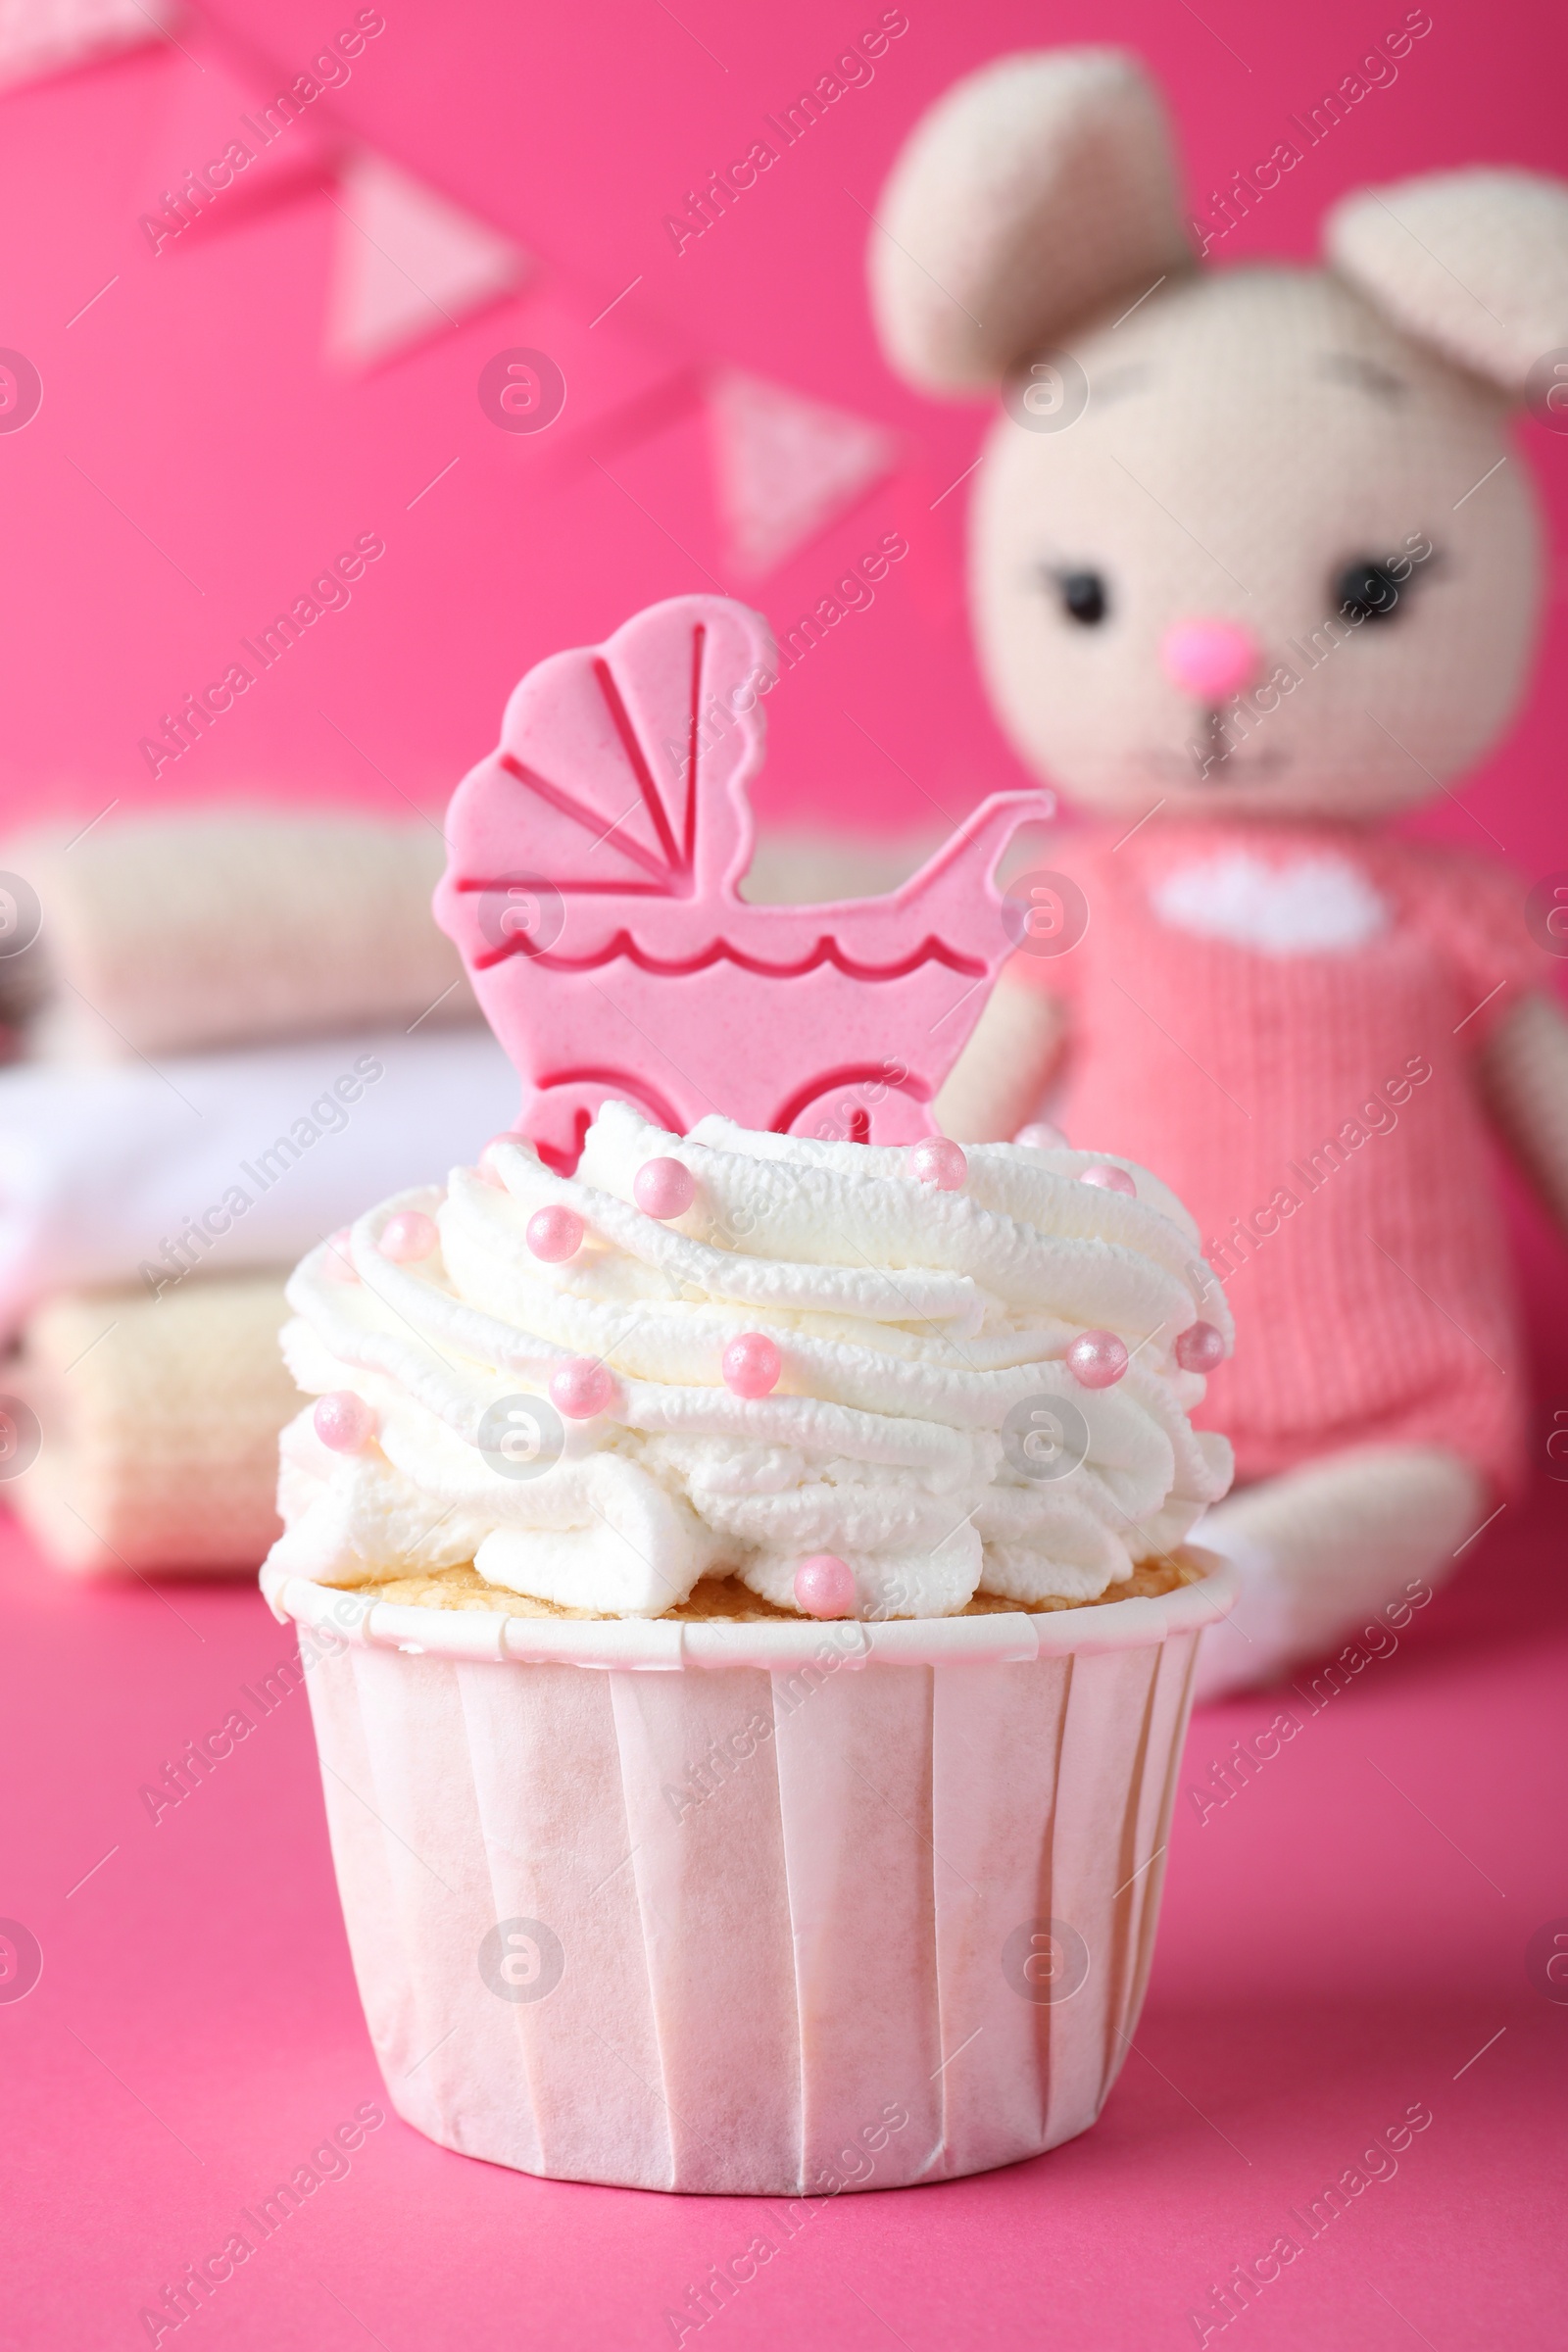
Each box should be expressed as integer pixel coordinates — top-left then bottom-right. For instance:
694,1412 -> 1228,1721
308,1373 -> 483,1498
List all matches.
869,50 -> 1568,1697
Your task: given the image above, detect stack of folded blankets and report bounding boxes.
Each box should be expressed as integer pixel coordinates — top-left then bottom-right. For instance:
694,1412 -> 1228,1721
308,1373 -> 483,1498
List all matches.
0,810 -> 520,1575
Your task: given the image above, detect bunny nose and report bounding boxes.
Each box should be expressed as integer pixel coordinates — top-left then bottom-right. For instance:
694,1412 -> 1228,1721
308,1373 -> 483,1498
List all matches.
1160,619 -> 1261,704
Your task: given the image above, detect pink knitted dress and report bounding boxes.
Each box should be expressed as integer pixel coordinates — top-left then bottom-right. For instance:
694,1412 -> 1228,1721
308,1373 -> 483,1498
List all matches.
1008,819 -> 1551,1495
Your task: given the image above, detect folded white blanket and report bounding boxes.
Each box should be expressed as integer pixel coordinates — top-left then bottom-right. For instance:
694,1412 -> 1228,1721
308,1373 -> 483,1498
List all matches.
0,1025 -> 519,1341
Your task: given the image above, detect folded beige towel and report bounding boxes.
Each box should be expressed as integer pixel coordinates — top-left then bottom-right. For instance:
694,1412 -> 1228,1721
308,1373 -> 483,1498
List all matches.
6,1274 -> 297,1573
0,809 -> 475,1060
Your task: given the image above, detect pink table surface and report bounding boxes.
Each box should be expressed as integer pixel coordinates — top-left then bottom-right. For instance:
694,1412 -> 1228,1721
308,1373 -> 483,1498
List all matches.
4,1172 -> 1566,2352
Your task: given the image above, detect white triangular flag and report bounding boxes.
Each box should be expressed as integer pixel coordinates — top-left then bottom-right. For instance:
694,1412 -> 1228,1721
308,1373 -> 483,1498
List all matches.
0,0 -> 173,93
709,369 -> 900,576
326,152 -> 529,369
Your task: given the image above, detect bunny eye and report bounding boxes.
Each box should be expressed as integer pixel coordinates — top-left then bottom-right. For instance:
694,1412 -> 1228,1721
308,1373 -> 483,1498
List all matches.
1054,569 -> 1108,626
1334,559 -> 1404,623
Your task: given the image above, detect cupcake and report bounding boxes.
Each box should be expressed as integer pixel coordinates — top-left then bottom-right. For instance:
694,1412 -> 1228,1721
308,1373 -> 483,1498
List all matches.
261,592 -> 1237,2194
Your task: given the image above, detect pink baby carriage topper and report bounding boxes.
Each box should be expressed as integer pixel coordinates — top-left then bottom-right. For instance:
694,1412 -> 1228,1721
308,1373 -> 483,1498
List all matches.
435,594 -> 1054,1168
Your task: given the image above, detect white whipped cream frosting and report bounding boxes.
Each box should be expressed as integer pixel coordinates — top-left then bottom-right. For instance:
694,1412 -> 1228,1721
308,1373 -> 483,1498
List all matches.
268,1102 -> 1234,1618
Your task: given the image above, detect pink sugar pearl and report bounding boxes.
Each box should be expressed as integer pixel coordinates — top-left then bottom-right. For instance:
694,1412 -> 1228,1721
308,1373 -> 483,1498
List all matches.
1014,1121 -> 1066,1152
634,1156 -> 695,1219
1175,1320 -> 1226,1374
527,1205 -> 585,1263
321,1227 -> 359,1282
722,1332 -> 781,1398
794,1553 -> 857,1619
549,1356 -> 615,1419
314,1392 -> 375,1452
1067,1329 -> 1129,1388
1080,1163 -> 1136,1197
379,1209 -> 439,1262
906,1137 -> 967,1191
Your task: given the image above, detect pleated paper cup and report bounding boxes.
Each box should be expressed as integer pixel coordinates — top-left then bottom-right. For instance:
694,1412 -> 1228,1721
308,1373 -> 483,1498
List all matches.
264,1553 -> 1235,2196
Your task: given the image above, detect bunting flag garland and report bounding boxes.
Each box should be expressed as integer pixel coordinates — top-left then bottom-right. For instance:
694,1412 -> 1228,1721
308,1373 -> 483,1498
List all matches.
8,8 -> 911,540
325,151 -> 530,369
140,20 -> 341,251
469,276 -> 705,460
708,368 -> 902,576
0,0 -> 173,94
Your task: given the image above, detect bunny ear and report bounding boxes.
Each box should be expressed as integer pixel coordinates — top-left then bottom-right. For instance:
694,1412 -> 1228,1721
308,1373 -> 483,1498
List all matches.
1327,170 -> 1568,395
869,48 -> 1196,397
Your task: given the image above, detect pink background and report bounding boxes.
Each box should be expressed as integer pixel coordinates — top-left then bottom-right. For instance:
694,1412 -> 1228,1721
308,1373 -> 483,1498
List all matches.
2,1 -> 1566,2344
0,0 -> 1563,864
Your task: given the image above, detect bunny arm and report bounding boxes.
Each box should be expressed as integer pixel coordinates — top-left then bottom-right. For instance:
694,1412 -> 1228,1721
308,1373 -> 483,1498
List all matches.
934,972 -> 1067,1141
1480,989 -> 1568,1232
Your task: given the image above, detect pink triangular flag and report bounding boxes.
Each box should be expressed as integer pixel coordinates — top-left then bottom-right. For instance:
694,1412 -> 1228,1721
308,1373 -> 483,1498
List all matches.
0,0 -> 174,93
709,369 -> 900,576
141,23 -> 339,248
326,152 -> 529,369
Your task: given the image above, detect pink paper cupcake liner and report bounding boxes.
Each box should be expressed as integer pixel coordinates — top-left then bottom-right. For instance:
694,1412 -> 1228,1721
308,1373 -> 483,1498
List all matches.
264,1556 -> 1235,2195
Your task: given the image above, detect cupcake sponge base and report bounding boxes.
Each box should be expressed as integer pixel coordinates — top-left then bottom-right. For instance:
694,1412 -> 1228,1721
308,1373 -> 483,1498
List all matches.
353,1553 -> 1199,1623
